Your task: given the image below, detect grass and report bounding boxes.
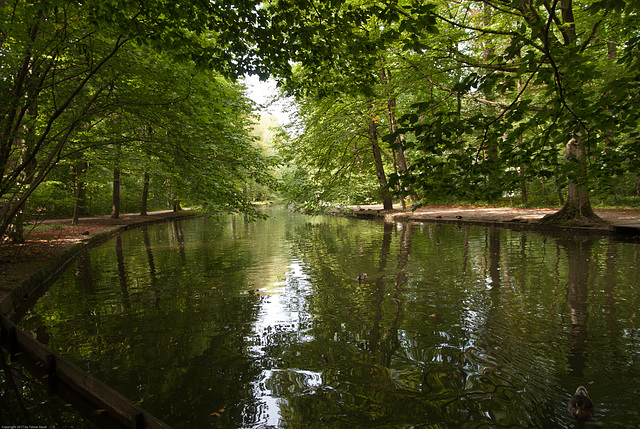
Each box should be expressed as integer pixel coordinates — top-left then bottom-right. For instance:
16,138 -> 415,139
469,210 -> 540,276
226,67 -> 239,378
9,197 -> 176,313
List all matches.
29,221 -> 70,233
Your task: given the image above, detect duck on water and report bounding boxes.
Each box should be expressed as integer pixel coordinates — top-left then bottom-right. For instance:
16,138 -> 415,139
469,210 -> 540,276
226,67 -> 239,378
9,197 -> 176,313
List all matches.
568,386 -> 595,421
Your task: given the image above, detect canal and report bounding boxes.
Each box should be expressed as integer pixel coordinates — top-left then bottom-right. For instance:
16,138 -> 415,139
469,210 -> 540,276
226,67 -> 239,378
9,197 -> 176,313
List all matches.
18,207 -> 640,427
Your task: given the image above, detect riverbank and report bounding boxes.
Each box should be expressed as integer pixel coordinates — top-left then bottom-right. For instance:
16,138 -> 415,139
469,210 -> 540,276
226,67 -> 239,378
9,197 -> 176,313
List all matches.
0,210 -> 207,315
342,204 -> 640,235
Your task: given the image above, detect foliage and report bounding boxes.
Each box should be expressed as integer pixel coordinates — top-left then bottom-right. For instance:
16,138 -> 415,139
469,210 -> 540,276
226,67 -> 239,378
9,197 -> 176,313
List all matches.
1,0 -> 281,238
277,93 -> 387,210
4,0 -> 640,236
389,0 -> 640,217
268,0 -> 640,220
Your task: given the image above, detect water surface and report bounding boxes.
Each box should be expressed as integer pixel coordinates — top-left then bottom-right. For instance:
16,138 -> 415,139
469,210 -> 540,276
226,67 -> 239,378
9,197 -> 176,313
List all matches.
19,208 -> 640,428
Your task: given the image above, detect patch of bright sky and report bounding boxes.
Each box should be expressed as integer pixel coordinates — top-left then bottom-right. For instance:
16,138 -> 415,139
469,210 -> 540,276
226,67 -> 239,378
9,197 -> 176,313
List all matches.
244,74 -> 294,126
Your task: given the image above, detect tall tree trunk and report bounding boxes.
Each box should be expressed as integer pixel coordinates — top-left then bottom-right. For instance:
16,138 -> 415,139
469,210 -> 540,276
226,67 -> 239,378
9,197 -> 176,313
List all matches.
519,168 -> 528,206
386,98 -> 413,208
367,113 -> 393,210
379,65 -> 413,208
513,0 -> 603,225
141,171 -> 150,216
541,134 -> 605,225
5,74 -> 41,242
7,202 -> 26,243
483,2 -> 500,201
7,129 -> 38,243
111,166 -> 120,219
518,136 -> 528,206
486,137 -> 499,199
72,161 -> 88,224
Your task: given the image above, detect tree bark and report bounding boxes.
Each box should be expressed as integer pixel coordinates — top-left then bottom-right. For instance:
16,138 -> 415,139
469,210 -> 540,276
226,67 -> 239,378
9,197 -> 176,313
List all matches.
379,65 -> 413,208
533,0 -> 604,226
518,135 -> 528,206
540,135 -> 605,225
111,166 -> 120,219
141,171 -> 150,216
6,126 -> 38,242
386,97 -> 412,208
519,168 -> 528,206
72,161 -> 89,224
367,114 -> 393,210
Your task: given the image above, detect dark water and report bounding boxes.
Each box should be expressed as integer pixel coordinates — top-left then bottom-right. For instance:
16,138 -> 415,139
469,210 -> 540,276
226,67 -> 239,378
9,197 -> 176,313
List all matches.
19,208 -> 640,428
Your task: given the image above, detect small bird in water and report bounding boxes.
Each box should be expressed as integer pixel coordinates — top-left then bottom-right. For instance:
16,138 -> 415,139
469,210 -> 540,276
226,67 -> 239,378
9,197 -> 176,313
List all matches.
357,273 -> 367,282
568,386 -> 594,421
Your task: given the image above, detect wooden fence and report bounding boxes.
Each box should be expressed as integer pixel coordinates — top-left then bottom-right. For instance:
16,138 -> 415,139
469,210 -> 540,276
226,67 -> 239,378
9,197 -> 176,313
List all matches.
1,314 -> 172,429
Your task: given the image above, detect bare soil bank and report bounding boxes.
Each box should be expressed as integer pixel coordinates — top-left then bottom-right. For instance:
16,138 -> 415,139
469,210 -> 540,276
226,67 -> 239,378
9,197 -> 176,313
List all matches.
346,204 -> 640,229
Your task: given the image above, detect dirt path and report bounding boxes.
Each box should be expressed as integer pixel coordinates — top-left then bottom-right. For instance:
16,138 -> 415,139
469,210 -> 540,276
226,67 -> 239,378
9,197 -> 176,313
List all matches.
347,204 -> 640,227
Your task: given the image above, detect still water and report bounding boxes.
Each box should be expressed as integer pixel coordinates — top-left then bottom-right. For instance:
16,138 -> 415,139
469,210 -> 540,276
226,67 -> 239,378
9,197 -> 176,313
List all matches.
19,208 -> 640,428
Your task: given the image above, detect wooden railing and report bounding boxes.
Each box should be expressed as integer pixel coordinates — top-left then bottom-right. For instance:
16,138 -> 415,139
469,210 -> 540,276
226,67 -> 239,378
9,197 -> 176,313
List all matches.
1,314 -> 172,429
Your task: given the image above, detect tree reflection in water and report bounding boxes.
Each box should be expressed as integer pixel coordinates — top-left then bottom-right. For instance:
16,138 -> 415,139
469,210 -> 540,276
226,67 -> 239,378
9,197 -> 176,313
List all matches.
17,208 -> 640,428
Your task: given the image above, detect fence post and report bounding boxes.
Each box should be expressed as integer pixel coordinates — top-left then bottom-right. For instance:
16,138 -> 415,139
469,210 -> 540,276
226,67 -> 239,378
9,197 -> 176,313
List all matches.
44,352 -> 58,393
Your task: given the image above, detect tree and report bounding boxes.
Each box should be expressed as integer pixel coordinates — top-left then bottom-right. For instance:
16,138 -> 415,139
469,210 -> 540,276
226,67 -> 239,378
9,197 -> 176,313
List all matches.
278,94 -> 385,210
268,0 -> 438,210
366,100 -> 394,210
0,0 -> 281,240
70,47 -> 269,217
268,0 -> 640,224
389,0 -> 638,225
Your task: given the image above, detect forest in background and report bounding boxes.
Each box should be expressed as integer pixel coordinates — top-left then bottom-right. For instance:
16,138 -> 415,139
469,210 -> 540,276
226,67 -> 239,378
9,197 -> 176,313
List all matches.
2,0 -> 640,243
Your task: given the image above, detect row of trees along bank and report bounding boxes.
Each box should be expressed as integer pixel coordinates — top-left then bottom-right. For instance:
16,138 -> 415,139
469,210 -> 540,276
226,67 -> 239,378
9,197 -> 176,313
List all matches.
274,0 -> 640,225
0,0 -> 280,242
3,0 -> 640,243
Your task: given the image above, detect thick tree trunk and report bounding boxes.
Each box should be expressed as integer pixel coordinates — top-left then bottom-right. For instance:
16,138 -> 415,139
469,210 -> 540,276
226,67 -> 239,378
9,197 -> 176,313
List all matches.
367,115 -> 393,210
518,0 -> 604,226
519,168 -> 528,206
540,136 -> 606,226
380,65 -> 413,208
6,134 -> 38,242
72,161 -> 88,224
111,166 -> 120,219
7,202 -> 26,243
386,97 -> 413,209
141,171 -> 150,216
